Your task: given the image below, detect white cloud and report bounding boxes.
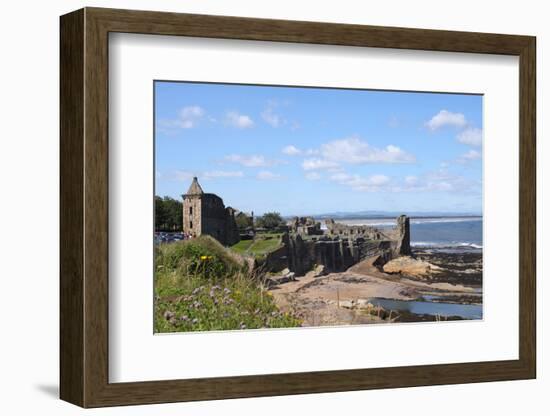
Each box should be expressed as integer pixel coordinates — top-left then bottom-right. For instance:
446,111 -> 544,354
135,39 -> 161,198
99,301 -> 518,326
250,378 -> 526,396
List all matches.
282,145 -> 302,156
257,170 -> 281,180
204,170 -> 244,179
401,168 -> 478,193
178,106 -> 204,127
456,149 -> 482,164
463,150 -> 481,160
305,172 -> 321,181
225,154 -> 281,167
262,107 -> 282,127
330,172 -> 391,192
158,105 -> 205,132
302,158 -> 340,171
319,137 -> 415,164
457,127 -> 483,147
426,110 -> 467,131
225,111 -> 254,128
326,167 -> 478,195
368,174 -> 391,186
168,170 -> 244,182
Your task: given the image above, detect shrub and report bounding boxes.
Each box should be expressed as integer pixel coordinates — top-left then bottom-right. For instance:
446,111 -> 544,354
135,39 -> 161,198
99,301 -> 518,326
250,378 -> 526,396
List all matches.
154,235 -> 301,332
156,236 -> 246,280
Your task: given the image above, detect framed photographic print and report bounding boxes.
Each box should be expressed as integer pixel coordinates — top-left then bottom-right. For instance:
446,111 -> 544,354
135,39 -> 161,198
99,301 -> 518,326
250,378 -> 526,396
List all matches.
60,7 -> 536,408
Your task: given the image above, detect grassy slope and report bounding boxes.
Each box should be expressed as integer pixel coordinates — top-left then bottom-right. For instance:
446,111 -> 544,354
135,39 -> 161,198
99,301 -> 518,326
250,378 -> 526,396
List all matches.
155,236 -> 300,332
230,239 -> 254,253
231,233 -> 283,257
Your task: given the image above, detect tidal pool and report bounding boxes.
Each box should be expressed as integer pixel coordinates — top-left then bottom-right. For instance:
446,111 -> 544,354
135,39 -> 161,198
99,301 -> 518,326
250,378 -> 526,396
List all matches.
367,297 -> 482,320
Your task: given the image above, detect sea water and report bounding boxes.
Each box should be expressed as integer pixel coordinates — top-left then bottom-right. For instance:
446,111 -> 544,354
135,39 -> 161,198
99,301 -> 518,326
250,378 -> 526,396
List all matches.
324,216 -> 483,320
367,297 -> 482,320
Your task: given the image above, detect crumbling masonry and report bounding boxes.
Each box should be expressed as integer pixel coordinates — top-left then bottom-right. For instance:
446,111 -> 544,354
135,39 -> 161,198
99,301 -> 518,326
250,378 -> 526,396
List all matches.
264,215 -> 411,276
182,177 -> 240,246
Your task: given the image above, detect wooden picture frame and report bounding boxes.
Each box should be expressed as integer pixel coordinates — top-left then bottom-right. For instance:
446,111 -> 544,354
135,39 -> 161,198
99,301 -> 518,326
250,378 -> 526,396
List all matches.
60,7 -> 536,408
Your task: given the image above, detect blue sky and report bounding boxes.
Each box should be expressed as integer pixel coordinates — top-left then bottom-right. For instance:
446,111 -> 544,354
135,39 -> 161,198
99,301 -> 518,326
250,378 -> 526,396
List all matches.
155,81 -> 483,216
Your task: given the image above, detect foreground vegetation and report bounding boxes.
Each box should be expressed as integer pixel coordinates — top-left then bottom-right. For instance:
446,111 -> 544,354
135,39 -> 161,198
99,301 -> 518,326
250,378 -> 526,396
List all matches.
155,236 -> 300,332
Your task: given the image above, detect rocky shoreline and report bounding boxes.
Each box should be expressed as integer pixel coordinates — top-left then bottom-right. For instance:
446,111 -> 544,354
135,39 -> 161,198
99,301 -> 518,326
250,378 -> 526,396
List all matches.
267,249 -> 483,326
413,249 -> 482,287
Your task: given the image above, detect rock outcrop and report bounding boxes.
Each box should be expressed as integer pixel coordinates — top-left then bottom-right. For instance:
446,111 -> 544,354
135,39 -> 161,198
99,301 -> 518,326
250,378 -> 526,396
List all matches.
382,256 -> 443,279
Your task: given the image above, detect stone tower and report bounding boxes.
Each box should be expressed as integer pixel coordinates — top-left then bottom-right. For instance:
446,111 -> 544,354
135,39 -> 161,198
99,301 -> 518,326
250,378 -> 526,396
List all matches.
394,215 -> 411,255
182,177 -> 204,238
182,177 -> 240,246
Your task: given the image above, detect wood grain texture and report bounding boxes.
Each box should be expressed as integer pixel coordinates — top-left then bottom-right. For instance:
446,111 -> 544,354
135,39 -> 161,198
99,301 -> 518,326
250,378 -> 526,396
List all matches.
518,38 -> 536,376
59,7 -> 537,408
59,8 -> 84,406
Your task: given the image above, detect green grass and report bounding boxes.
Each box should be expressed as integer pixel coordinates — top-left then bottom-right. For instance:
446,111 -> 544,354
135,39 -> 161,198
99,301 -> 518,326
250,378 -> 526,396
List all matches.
230,239 -> 255,254
230,233 -> 283,257
155,236 -> 300,333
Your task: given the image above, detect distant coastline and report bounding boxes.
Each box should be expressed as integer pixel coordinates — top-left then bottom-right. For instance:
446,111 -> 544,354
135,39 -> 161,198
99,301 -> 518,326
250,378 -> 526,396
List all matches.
282,212 -> 482,221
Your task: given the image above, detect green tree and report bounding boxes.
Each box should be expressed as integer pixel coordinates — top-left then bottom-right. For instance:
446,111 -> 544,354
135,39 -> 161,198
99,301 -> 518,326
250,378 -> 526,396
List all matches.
155,196 -> 169,231
155,196 -> 183,231
256,212 -> 284,230
235,212 -> 253,230
163,197 -> 183,231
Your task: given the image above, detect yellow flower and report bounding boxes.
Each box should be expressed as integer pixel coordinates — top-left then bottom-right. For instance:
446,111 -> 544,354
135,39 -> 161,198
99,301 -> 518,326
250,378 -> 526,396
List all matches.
200,255 -> 207,260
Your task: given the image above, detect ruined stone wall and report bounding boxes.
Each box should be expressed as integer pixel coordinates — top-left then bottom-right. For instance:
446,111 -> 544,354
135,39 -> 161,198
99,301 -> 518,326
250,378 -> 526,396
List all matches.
262,244 -> 289,272
264,216 -> 411,276
200,194 -> 228,242
224,207 -> 240,246
325,219 -> 390,240
265,234 -> 395,276
383,215 -> 411,256
288,217 -> 323,236
325,216 -> 411,256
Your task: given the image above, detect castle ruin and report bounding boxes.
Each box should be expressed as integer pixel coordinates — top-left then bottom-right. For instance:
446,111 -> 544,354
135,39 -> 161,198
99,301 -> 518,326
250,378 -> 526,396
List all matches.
180,177 -> 411,275
182,177 -> 240,246
325,215 -> 411,256
264,215 -> 411,276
